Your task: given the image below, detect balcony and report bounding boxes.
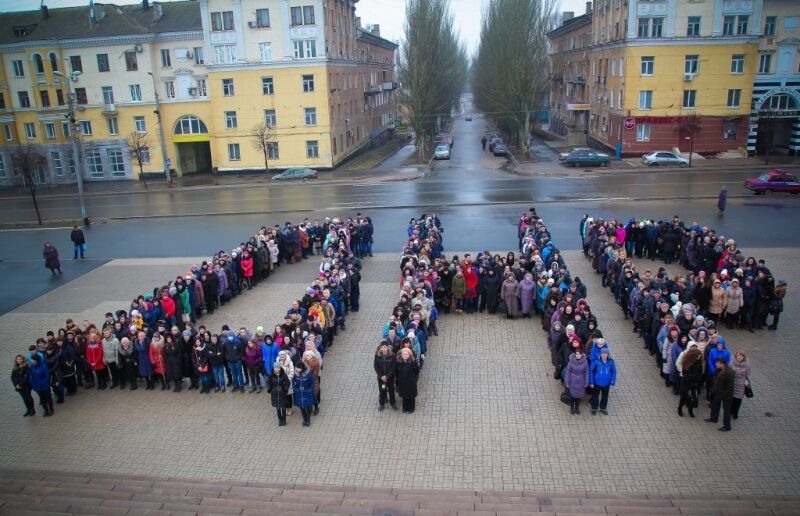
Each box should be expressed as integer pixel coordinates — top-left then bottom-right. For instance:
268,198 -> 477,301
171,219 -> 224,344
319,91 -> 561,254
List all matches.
102,103 -> 117,116
567,75 -> 586,84
364,84 -> 382,96
382,81 -> 398,91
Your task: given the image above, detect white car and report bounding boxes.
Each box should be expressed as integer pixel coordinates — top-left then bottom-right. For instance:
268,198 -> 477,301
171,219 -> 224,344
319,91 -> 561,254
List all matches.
641,151 -> 689,167
433,144 -> 451,160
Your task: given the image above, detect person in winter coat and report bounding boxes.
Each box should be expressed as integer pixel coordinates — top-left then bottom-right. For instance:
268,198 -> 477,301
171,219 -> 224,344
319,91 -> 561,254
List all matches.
723,278 -> 744,329
518,273 -> 537,318
451,269 -> 466,314
730,351 -> 751,420
706,358 -> 734,431
589,336 -> 610,364
117,337 -> 138,390
277,350 -> 295,415
589,348 -> 616,415
501,274 -> 520,319
207,334 -> 226,392
240,251 -> 254,290
223,334 -> 245,391
192,338 -> 211,394
292,362 -> 316,427
708,279 -> 725,322
29,354 -> 54,417
85,332 -> 107,389
395,348 -> 420,413
484,269 -> 501,314
11,355 -> 35,416
42,241 -> 62,276
149,333 -> 168,390
717,185 -> 728,213
463,266 -> 478,314
101,327 -> 120,388
374,341 -> 397,411
564,348 -> 589,414
267,362 -> 290,426
706,337 -> 731,397
677,343 -> 703,417
243,339 -> 264,392
134,332 -> 154,389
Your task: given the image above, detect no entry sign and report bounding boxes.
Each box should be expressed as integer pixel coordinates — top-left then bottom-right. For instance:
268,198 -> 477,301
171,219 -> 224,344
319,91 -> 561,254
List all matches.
624,118 -> 636,130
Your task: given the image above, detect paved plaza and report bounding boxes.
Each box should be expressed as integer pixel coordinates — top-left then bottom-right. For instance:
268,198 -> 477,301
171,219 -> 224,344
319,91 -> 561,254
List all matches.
0,249 -> 799,498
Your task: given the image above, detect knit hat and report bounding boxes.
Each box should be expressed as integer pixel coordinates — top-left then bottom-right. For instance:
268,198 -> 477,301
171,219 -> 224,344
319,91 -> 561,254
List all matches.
600,348 -> 610,356
168,287 -> 177,296
182,330 -> 192,337
273,361 -> 282,370
256,326 -> 265,334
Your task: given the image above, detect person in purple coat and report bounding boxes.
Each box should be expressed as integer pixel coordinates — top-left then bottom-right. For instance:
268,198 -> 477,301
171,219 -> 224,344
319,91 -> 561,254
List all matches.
518,273 -> 537,318
564,348 -> 589,415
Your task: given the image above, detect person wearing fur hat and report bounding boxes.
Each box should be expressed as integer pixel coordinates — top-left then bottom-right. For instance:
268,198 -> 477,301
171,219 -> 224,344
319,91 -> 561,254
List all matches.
266,362 -> 290,426
564,347 -> 589,415
589,347 -> 616,415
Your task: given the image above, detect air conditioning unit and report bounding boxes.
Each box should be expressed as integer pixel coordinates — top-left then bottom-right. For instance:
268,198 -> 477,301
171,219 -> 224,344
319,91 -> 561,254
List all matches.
188,87 -> 198,96
248,21 -> 257,28
683,73 -> 693,81
134,44 -> 143,53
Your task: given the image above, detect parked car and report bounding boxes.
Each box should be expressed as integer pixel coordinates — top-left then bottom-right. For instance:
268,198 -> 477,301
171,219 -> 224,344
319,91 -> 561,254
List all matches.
436,134 -> 453,148
488,137 -> 503,152
563,149 -> 610,167
559,147 -> 591,161
493,142 -> 508,157
641,151 -> 689,167
272,167 -> 318,181
744,169 -> 800,195
433,144 -> 451,160
465,116 -> 473,121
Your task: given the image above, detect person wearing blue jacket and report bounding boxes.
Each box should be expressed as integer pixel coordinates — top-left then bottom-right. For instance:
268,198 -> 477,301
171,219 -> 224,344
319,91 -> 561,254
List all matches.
589,348 -> 617,415
706,337 -> 731,395
292,363 -> 316,427
589,337 -> 610,364
29,354 -> 54,417
261,334 -> 281,376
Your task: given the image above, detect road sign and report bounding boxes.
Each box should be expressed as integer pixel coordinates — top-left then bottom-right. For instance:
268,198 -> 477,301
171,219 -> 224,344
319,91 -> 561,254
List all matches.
624,118 -> 636,130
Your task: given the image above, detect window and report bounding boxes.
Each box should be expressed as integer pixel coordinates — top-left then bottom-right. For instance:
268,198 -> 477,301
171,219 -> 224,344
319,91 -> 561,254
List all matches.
636,123 -> 651,141
785,17 -> 799,31
291,7 -> 303,25
197,79 -> 207,97
160,49 -> 171,68
4,125 -> 11,140
268,142 -> 279,159
134,116 -> 146,133
69,55 -> 82,73
67,152 -> 76,175
641,56 -> 654,75
61,121 -> 70,137
39,90 -> 51,107
256,8 -> 270,27
262,76 -> 274,94
259,42 -> 273,62
44,122 -> 56,138
723,16 -> 735,35
639,90 -> 652,109
125,51 -> 138,71
638,17 -> 649,37
764,16 -> 776,36
727,89 -> 741,107
304,107 -> 317,125
682,90 -> 696,108
33,54 -> 44,74
49,53 -> 58,72
684,55 -> 698,75
56,89 -> 64,105
129,84 -> 142,101
97,53 -> 110,72
18,91 -> 30,108
211,11 -> 234,31
723,121 -> 738,140
75,88 -> 87,104
759,53 -> 772,74
225,110 -> 237,128
687,16 -> 701,36
108,148 -> 125,177
222,78 -> 234,96
102,86 -> 114,104
164,81 -> 175,99
51,151 -> 64,176
293,40 -> 317,59
303,6 -> 315,24
264,109 -> 276,127
137,146 -> 151,164
736,15 -> 748,35
194,47 -> 204,65
731,54 -> 744,73
12,60 -> 24,77
651,17 -> 663,37
24,122 -> 36,138
87,150 -> 103,177
0,155 -> 6,178
214,45 -> 237,63
228,143 -> 241,161
302,74 -> 315,92
0,93 -> 4,109
80,120 -> 92,135
107,117 -> 119,135
174,115 -> 208,134
306,140 -> 319,158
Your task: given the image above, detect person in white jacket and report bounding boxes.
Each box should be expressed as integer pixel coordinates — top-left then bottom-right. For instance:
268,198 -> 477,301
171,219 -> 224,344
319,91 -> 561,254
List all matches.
723,278 -> 744,330
277,350 -> 294,415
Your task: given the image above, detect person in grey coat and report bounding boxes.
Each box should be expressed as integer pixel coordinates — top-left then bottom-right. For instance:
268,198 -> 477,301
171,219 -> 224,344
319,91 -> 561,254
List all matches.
501,274 -> 520,319
730,351 -> 751,420
564,348 -> 589,415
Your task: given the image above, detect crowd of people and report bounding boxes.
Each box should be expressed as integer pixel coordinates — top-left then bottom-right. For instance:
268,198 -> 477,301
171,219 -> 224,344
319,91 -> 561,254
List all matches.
14,216 -> 372,425
580,214 -> 768,431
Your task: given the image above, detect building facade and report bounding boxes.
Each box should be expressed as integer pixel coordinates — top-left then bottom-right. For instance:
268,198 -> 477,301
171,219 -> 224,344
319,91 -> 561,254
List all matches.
0,0 -> 397,186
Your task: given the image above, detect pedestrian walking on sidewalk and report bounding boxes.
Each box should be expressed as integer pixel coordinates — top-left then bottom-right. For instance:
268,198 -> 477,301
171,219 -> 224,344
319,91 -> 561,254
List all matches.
717,186 -> 728,215
42,241 -> 62,276
70,225 -> 86,259
481,136 -> 487,151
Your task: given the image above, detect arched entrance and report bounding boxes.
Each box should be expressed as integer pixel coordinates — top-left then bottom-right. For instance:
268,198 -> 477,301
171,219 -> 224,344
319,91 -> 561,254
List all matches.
748,87 -> 800,156
173,115 -> 212,175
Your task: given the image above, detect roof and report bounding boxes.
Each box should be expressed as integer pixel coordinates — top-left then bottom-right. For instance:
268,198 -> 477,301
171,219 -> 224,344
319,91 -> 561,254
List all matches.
357,27 -> 398,50
0,1 -> 201,45
546,13 -> 592,39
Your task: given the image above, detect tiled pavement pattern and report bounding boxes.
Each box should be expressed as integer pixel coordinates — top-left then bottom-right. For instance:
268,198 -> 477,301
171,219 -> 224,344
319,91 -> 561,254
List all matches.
0,252 -> 799,502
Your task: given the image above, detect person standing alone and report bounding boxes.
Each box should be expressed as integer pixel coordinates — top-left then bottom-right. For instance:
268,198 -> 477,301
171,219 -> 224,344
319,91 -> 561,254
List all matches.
70,225 -> 86,259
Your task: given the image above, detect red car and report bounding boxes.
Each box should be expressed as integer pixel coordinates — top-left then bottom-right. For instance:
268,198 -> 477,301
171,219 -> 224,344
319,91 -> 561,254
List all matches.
744,169 -> 800,195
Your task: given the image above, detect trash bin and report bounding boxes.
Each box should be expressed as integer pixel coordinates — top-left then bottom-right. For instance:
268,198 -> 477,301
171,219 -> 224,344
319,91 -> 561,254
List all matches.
615,143 -> 622,160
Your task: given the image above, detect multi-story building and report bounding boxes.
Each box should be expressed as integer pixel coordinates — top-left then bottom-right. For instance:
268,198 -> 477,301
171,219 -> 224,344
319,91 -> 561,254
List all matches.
0,0 -> 397,186
547,7 -> 593,145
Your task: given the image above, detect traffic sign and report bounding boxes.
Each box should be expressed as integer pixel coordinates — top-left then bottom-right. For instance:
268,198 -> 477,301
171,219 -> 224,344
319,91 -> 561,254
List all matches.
624,118 -> 636,130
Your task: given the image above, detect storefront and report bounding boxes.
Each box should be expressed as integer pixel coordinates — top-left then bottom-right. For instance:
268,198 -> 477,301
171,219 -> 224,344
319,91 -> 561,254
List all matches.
746,83 -> 800,156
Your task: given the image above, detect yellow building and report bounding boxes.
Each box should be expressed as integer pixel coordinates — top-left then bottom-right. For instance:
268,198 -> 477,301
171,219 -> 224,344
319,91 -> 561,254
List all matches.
0,0 -> 397,186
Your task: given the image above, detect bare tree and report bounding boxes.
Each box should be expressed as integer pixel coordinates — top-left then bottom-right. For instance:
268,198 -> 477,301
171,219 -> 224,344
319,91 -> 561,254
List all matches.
127,131 -> 152,190
398,0 -> 467,160
11,145 -> 47,225
250,122 -> 277,172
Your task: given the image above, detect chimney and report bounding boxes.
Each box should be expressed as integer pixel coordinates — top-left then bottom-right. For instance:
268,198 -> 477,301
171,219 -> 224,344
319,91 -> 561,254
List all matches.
562,11 -> 574,24
586,2 -> 592,15
370,24 -> 380,36
143,0 -> 149,9
41,4 -> 50,19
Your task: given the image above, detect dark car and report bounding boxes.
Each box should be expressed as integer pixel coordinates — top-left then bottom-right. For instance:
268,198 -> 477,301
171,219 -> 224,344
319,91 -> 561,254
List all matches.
744,169 -> 800,195
563,149 -> 610,167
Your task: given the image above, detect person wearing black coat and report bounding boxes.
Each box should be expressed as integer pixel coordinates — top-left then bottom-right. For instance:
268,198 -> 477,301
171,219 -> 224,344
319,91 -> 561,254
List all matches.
266,363 -> 290,425
43,345 -> 63,404
223,335 -> 245,391
395,348 -> 419,413
200,271 -> 218,315
164,337 -> 184,392
70,225 -> 86,259
374,342 -> 397,411
56,338 -> 78,395
207,335 -> 227,392
11,355 -> 35,416
117,338 -> 138,390
706,358 -> 735,431
347,264 -> 361,312
483,269 -> 501,314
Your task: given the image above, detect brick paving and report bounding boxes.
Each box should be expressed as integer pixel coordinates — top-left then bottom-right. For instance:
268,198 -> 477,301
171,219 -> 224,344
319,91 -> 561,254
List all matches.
0,251 -> 799,501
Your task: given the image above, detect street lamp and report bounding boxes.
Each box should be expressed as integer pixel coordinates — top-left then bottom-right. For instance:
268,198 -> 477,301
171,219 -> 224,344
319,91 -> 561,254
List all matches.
684,135 -> 695,167
53,70 -> 89,225
147,72 -> 172,186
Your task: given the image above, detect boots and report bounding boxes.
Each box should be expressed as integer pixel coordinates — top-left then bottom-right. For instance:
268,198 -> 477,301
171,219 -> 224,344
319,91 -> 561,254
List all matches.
160,377 -> 167,391
146,377 -> 154,390
173,380 -> 181,393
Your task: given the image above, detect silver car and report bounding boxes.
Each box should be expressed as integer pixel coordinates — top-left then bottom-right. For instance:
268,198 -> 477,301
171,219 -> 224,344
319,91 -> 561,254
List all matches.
272,167 -> 318,180
641,151 -> 689,167
433,144 -> 451,160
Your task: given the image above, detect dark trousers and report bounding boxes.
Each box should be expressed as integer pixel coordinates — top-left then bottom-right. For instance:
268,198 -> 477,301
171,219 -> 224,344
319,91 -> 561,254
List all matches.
731,397 -> 743,418
401,397 -> 416,413
710,398 -> 732,429
275,407 -> 286,423
300,407 -> 312,425
570,397 -> 582,412
378,378 -> 396,407
246,365 -> 262,387
62,375 -> 78,395
17,388 -> 34,413
590,386 -> 610,410
107,362 -> 120,386
35,389 -> 54,414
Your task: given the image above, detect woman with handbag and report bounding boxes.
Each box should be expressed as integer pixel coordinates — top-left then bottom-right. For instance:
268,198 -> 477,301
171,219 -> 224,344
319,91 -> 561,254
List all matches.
730,351 -> 751,420
192,338 -> 212,394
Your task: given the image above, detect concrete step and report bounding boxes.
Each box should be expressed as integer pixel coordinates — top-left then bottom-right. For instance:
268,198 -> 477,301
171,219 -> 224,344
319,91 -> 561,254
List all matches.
0,469 -> 798,516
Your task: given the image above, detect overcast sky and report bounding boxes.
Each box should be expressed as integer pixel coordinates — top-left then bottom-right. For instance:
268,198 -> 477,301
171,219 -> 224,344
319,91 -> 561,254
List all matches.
8,0 -> 591,54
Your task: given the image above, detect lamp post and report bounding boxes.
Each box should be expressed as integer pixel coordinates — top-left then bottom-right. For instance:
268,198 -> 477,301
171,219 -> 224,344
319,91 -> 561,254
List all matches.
54,70 -> 89,226
147,72 -> 171,186
684,135 -> 695,167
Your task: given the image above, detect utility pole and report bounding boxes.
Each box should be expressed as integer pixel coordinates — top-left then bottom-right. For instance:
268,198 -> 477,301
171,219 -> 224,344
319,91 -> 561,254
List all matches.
55,70 -> 89,226
148,72 -> 171,186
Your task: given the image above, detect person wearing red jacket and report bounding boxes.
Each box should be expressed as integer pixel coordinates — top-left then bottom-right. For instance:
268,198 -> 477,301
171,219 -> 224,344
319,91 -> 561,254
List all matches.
161,290 -> 177,328
463,265 -> 479,314
85,332 -> 108,389
148,333 -> 168,390
240,251 -> 254,290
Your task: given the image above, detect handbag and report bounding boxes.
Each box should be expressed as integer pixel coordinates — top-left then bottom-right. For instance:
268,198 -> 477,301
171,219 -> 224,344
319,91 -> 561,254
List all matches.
181,313 -> 191,323
498,300 -> 507,314
560,391 -> 571,405
744,384 -> 753,398
198,364 -> 209,373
